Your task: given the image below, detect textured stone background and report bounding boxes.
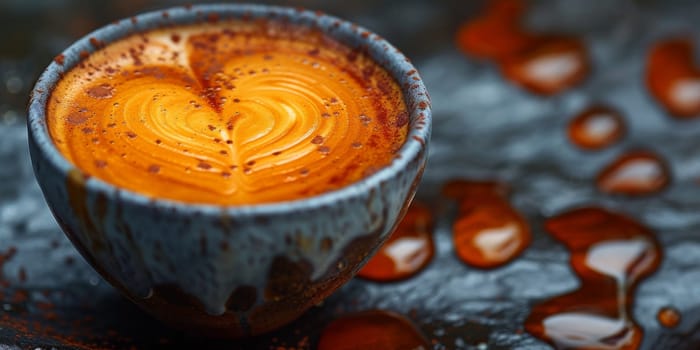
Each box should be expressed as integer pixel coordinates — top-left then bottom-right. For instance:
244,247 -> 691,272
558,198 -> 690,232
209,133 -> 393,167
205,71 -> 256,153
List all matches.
1,0 -> 700,348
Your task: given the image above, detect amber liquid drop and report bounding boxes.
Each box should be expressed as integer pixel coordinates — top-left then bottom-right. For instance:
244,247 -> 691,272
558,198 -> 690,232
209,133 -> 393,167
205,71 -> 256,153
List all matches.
456,0 -> 589,95
357,202 -> 434,282
596,150 -> 670,196
568,105 -> 625,150
317,310 -> 430,350
646,38 -> 700,118
442,180 -> 531,269
47,21 -> 408,205
500,36 -> 589,95
525,207 -> 661,350
657,307 -> 681,328
455,0 -> 539,60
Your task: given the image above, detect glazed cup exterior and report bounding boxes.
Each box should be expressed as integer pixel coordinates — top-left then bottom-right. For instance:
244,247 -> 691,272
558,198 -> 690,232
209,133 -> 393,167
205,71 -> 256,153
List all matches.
27,4 -> 431,337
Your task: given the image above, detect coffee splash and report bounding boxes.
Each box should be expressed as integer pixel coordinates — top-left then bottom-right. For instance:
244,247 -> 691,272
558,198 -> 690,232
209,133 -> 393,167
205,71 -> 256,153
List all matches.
47,21 -> 408,205
526,207 -> 661,350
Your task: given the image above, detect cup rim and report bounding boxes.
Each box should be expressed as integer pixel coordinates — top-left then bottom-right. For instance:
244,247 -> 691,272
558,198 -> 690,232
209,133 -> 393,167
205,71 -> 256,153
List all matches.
27,3 -> 432,216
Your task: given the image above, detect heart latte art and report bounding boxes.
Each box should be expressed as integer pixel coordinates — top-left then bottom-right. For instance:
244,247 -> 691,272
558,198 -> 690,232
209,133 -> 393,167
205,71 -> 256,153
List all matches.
47,21 -> 408,205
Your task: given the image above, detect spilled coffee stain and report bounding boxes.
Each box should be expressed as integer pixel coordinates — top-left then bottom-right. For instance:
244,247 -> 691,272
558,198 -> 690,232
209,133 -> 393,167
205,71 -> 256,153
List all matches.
526,207 -> 661,350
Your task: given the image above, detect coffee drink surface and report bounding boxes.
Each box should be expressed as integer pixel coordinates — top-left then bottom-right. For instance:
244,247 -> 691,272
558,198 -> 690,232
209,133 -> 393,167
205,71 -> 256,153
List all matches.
47,21 -> 408,205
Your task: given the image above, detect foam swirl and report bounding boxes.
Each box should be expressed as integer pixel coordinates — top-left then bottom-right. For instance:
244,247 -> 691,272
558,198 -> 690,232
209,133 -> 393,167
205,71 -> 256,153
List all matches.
47,22 -> 408,205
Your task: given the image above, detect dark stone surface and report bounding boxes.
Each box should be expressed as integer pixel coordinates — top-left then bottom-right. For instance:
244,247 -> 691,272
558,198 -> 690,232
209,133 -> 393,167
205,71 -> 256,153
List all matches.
2,0 -> 700,348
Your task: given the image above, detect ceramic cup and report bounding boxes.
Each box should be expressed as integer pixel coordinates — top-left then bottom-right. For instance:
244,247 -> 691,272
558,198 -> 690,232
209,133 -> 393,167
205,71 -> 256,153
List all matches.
27,4 -> 431,337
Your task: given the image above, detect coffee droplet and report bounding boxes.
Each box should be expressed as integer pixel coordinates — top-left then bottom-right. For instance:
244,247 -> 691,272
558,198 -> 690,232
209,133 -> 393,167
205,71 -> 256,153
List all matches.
500,37 -> 589,95
455,0 -> 589,95
525,207 -> 660,350
46,21 -> 409,205
568,105 -> 625,150
455,0 -> 538,60
357,202 -> 434,282
647,38 -> 700,118
596,150 -> 670,196
442,179 -> 530,269
657,307 -> 681,328
318,310 -> 430,350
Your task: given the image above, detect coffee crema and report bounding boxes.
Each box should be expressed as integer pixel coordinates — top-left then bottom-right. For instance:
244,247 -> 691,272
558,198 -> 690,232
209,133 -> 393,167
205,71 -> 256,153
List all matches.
47,21 -> 408,205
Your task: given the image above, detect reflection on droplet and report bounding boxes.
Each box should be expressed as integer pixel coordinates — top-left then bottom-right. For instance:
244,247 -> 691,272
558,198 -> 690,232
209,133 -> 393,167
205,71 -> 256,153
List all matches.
670,79 -> 700,112
543,313 -> 636,350
472,222 -> 523,263
385,238 -> 430,273
585,239 -> 655,282
525,53 -> 578,84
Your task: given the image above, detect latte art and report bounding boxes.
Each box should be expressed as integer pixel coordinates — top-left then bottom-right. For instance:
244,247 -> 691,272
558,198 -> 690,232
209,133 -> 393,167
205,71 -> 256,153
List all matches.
48,21 -> 408,204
